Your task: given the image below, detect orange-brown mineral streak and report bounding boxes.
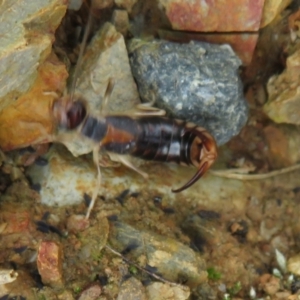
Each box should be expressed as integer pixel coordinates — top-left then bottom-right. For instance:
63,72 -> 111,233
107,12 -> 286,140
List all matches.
0,55 -> 68,151
101,124 -> 135,146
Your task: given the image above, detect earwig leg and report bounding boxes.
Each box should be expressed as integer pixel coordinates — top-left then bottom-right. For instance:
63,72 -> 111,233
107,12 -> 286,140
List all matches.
100,78 -> 115,114
133,101 -> 166,116
51,131 -> 77,145
133,92 -> 166,116
107,153 -> 149,179
85,146 -> 101,220
133,105 -> 166,116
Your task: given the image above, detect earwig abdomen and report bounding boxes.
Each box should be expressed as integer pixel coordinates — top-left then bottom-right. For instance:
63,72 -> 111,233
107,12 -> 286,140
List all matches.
82,116 -> 192,163
80,115 -> 217,192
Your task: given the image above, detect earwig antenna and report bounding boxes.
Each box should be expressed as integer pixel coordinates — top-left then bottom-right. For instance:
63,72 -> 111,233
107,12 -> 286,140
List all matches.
70,1 -> 94,101
85,145 -> 101,220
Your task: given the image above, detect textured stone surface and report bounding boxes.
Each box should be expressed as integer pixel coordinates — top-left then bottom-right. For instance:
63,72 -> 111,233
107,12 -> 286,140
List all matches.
0,0 -> 67,111
261,0 -> 292,28
264,47 -> 300,125
109,221 -> 207,287
0,56 -> 68,151
128,39 -> 248,145
158,0 -> 265,32
0,0 -> 67,151
27,145 -> 98,206
146,282 -> 190,300
78,284 -> 102,300
37,241 -> 63,288
112,10 -> 130,36
117,277 -> 147,300
158,30 -> 259,66
263,124 -> 300,168
287,254 -> 300,276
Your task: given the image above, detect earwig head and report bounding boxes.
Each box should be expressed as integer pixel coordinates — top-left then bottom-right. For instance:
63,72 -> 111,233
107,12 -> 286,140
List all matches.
52,96 -> 87,130
172,127 -> 217,193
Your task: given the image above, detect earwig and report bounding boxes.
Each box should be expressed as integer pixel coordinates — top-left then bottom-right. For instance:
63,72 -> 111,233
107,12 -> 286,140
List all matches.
52,83 -> 218,196
50,1 -> 217,219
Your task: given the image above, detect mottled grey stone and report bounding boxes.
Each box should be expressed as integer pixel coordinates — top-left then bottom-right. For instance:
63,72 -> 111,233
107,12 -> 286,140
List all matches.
128,39 -> 248,145
109,221 -> 207,287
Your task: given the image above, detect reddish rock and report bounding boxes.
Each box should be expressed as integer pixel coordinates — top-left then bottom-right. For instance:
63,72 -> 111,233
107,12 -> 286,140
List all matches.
1,211 -> 30,234
259,274 -> 280,295
37,241 -> 63,288
159,0 -> 265,32
263,124 -> 300,168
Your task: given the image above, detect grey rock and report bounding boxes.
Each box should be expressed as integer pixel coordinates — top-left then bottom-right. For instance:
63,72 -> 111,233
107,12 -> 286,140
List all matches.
181,214 -> 220,253
128,39 -> 248,145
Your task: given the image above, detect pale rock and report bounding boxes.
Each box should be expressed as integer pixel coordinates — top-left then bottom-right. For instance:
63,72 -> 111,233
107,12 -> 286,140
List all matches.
112,10 -> 130,36
261,0 -> 292,28
27,145 -> 97,206
146,282 -> 190,300
287,254 -> 300,276
264,48 -> 300,125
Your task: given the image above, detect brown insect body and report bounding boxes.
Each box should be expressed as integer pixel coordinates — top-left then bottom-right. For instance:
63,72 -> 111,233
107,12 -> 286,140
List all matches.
55,98 -> 217,193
